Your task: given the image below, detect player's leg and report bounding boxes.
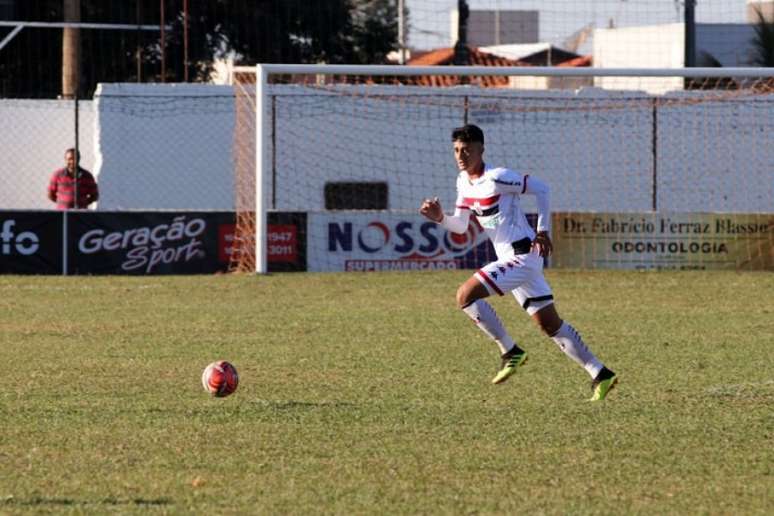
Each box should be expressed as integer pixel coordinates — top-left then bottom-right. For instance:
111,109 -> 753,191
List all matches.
515,275 -> 617,400
531,303 -> 604,378
533,305 -> 619,401
459,263 -> 529,384
532,304 -> 617,400
457,276 -> 512,354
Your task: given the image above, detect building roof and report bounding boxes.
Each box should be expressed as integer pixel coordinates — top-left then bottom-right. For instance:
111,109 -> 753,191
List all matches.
406,45 -> 529,87
557,55 -> 592,67
480,43 -> 581,66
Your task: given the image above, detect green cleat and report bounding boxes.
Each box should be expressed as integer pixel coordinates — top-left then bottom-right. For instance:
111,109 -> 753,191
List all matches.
491,348 -> 528,385
589,367 -> 618,401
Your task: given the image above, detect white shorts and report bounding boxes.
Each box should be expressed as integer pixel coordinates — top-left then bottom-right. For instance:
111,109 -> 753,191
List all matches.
474,249 -> 554,315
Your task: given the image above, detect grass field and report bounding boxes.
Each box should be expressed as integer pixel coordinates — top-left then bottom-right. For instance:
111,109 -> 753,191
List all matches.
1,270 -> 772,515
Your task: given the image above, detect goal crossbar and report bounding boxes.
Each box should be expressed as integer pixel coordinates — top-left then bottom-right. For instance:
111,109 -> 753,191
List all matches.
250,64 -> 774,79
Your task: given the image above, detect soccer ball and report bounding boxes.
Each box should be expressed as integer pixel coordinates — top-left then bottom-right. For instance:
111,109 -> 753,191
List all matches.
201,361 -> 239,397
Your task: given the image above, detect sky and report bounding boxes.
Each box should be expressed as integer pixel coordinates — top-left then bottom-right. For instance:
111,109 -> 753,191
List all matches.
405,0 -> 752,50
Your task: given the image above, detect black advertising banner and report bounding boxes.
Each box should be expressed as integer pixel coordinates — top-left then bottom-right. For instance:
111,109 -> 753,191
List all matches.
0,211 -> 307,275
68,212 -> 237,275
215,211 -> 307,272
66,211 -> 308,275
267,212 -> 307,272
0,211 -> 62,274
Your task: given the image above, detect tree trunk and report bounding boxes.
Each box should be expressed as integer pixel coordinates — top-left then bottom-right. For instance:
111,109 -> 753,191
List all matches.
62,0 -> 80,99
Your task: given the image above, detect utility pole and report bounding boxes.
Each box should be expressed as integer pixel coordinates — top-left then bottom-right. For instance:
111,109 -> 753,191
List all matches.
495,0 -> 501,46
62,0 -> 80,98
453,0 -> 469,66
160,0 -> 166,82
684,0 -> 696,67
136,0 -> 143,82
398,0 -> 406,64
183,0 -> 189,81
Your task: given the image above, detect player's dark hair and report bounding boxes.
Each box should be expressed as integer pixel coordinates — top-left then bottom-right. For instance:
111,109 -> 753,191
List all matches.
65,148 -> 81,160
451,124 -> 484,144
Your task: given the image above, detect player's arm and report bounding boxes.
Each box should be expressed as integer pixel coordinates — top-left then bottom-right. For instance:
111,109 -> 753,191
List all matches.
523,174 -> 553,257
419,196 -> 470,234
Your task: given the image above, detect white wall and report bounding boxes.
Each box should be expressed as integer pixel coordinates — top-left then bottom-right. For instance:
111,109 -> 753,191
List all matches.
0,99 -> 95,210
594,23 -> 758,93
269,84 -> 773,214
594,24 -> 685,94
93,83 -> 236,210
3,83 -> 771,215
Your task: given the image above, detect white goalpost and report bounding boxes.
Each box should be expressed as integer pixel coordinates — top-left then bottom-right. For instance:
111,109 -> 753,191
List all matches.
232,65 -> 774,274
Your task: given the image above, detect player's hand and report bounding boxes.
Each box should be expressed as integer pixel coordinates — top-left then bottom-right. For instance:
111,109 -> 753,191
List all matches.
419,197 -> 443,223
533,231 -> 553,258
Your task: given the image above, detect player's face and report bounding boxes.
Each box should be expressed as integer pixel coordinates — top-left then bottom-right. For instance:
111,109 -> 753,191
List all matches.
65,151 -> 77,172
453,140 -> 484,174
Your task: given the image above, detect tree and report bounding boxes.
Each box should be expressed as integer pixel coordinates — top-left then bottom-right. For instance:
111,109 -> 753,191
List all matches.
750,7 -> 774,67
158,0 -> 401,82
348,0 -> 400,64
0,0 -> 403,98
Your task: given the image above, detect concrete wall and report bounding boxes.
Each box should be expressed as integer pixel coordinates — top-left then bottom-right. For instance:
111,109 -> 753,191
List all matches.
269,85 -> 772,215
594,24 -> 685,94
93,83 -> 236,210
450,10 -> 539,46
594,23 -> 759,93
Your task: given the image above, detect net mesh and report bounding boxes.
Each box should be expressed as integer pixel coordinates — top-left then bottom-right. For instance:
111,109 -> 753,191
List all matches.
230,70 -> 774,272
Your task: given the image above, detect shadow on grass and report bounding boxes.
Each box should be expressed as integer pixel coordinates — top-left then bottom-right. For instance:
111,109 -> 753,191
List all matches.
165,399 -> 357,419
2,496 -> 172,507
253,399 -> 355,411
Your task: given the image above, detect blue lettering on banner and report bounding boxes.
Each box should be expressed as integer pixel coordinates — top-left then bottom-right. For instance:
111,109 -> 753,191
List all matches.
329,222 -> 352,251
327,220 -> 484,260
418,223 -> 439,254
357,222 -> 390,253
394,221 -> 414,253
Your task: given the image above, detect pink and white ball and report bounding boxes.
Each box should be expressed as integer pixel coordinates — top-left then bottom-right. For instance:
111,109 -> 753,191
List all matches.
201,361 -> 239,397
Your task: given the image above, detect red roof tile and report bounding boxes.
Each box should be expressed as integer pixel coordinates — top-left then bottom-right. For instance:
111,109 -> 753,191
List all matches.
557,55 -> 592,67
406,46 -> 529,88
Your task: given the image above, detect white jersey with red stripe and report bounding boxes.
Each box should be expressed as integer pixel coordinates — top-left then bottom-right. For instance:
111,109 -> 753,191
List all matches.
449,164 -> 550,260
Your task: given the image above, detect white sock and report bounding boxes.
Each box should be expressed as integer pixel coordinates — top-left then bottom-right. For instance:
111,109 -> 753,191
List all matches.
461,300 -> 516,355
551,322 -> 603,378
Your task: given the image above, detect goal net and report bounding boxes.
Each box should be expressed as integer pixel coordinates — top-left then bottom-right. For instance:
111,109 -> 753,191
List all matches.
231,65 -> 773,273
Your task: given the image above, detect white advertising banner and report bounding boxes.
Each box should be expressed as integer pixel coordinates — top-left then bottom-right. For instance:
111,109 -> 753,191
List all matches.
307,212 -> 495,272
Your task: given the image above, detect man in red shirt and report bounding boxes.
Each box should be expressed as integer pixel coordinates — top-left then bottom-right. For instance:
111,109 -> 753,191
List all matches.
47,148 -> 99,210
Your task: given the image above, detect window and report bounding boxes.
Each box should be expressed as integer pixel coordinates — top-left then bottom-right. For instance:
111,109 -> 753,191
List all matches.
324,182 -> 388,210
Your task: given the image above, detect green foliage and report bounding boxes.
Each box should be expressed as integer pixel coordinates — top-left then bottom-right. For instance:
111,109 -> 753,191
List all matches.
750,7 -> 774,67
1,271 -> 772,513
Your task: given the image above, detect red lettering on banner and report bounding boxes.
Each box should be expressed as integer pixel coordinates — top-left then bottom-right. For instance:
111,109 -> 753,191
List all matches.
218,224 -> 238,263
345,259 -> 458,272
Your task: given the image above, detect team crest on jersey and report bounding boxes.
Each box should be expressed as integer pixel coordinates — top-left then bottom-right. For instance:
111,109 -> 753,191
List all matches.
463,194 -> 501,220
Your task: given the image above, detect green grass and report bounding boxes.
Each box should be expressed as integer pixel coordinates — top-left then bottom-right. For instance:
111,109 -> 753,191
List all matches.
1,271 -> 772,515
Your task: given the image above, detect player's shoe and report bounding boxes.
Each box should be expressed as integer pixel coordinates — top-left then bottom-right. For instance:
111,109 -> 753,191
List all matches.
589,367 -> 618,401
491,347 -> 528,385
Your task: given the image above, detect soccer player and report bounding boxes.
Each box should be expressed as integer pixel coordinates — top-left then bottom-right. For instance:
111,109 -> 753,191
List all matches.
419,124 -> 617,401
